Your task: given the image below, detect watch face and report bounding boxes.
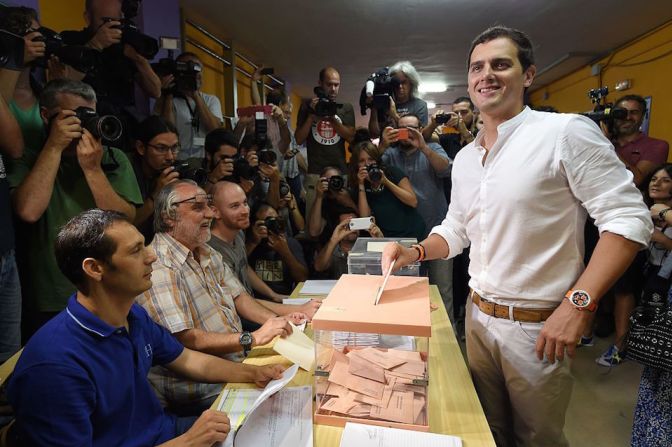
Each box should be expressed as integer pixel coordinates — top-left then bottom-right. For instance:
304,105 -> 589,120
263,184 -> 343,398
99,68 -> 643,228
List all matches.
240,332 -> 253,346
571,291 -> 590,308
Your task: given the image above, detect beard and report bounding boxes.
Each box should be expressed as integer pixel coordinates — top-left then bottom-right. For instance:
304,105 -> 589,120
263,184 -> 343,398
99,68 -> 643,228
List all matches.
173,219 -> 211,249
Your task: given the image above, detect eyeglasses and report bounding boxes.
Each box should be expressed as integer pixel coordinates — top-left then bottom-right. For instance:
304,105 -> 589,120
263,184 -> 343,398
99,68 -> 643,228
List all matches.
173,194 -> 214,211
148,143 -> 180,155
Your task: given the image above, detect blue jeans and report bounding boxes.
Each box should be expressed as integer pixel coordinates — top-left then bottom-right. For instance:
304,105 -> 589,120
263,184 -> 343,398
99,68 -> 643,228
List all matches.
0,249 -> 21,363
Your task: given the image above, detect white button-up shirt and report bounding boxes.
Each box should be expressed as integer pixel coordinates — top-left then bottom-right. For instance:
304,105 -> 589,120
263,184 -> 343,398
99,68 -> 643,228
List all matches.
430,107 -> 652,307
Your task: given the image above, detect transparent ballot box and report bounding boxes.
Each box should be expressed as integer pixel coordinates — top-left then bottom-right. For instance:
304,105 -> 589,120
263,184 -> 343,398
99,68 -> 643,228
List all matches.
348,237 -> 420,277
312,274 -> 431,431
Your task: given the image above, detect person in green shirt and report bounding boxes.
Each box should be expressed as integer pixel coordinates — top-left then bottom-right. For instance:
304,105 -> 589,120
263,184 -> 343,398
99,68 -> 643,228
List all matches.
7,79 -> 142,338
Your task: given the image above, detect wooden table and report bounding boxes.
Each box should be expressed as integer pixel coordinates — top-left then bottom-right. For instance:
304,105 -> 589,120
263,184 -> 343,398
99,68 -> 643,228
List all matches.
213,283 -> 495,447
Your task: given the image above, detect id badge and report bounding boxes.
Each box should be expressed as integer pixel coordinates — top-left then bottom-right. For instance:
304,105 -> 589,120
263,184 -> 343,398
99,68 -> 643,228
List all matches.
193,136 -> 205,147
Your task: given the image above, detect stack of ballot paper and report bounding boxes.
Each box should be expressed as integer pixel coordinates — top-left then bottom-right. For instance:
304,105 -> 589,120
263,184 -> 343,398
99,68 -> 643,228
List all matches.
316,347 -> 428,428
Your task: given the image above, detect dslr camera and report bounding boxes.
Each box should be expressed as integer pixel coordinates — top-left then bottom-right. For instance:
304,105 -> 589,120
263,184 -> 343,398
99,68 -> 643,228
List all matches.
581,87 -> 628,136
313,86 -> 340,117
172,161 -> 208,186
33,27 -> 99,73
366,164 -> 383,183
264,216 -> 285,236
327,175 -> 345,192
152,57 -> 201,93
101,16 -> 158,59
230,154 -> 257,182
358,67 -> 400,116
74,107 -> 123,142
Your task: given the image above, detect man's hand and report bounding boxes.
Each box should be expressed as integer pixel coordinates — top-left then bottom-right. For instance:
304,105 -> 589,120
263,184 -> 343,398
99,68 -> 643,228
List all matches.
76,129 -> 104,172
160,74 -> 175,93
208,158 -> 234,183
406,126 -> 424,149
429,109 -> 446,128
381,242 -> 417,274
153,166 -> 180,198
271,104 -> 287,126
535,299 -> 592,363
267,233 -> 290,256
45,110 -> 82,152
89,19 -> 122,50
179,409 -> 230,446
368,222 -> 384,238
286,312 -> 309,325
331,220 -> 356,243
252,316 -> 293,346
253,364 -> 285,388
23,31 -> 46,65
298,299 -> 321,320
259,162 -> 280,181
252,65 -> 264,82
380,127 -> 398,148
245,150 -> 259,168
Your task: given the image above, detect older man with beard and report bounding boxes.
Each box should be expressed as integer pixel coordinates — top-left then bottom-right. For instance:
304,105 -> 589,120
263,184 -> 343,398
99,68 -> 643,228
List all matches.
137,180 -> 312,415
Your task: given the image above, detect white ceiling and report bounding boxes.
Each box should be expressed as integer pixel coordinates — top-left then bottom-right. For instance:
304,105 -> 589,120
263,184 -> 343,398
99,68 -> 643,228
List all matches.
182,0 -> 672,126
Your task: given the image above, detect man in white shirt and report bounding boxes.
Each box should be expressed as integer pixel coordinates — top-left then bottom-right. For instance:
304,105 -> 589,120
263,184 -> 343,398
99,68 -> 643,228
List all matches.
383,26 -> 652,446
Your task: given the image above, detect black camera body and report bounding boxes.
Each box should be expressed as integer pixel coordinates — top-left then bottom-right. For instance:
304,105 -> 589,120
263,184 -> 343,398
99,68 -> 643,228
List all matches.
328,175 -> 345,192
435,113 -> 452,125
232,155 -> 257,181
264,216 -> 285,236
258,149 -> 277,165
74,106 -> 123,142
172,161 -> 208,185
33,27 -> 99,73
254,114 -> 269,149
102,17 -> 158,60
313,86 -> 340,117
0,29 -> 25,70
152,57 -> 201,93
366,164 -> 383,183
358,67 -> 400,116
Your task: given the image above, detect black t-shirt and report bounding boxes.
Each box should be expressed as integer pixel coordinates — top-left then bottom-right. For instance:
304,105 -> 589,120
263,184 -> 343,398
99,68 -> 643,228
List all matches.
248,237 -> 307,297
0,155 -> 14,254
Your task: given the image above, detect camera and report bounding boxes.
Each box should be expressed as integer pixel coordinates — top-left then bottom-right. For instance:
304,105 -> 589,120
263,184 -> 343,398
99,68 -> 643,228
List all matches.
279,180 -> 290,197
33,27 -> 99,73
264,216 -> 286,236
0,29 -> 24,70
580,86 -> 628,136
231,154 -> 257,181
172,161 -> 208,185
358,67 -> 400,116
258,149 -> 277,165
152,57 -> 201,93
435,113 -> 453,125
74,107 -> 123,142
366,164 -> 383,183
328,175 -> 345,192
254,111 -> 269,149
313,86 -> 340,117
102,17 -> 158,60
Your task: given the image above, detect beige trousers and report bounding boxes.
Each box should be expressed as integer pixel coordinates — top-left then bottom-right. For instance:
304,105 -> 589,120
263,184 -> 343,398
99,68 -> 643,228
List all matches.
466,301 -> 573,447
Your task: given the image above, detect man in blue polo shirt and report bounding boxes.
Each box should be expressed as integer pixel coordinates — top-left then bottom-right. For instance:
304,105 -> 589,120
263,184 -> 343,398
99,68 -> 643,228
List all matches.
7,209 -> 285,446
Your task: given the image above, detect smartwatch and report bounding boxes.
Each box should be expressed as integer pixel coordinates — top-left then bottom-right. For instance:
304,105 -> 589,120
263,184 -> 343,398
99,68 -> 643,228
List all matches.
239,331 -> 253,356
565,289 -> 597,312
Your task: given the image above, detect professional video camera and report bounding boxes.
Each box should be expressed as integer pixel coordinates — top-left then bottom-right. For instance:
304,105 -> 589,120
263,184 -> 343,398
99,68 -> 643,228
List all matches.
74,106 -> 123,141
172,161 -> 208,185
33,27 -> 98,73
151,57 -> 201,93
313,86 -> 340,117
358,67 -> 400,116
0,29 -> 24,70
580,87 -> 628,136
101,5 -> 158,60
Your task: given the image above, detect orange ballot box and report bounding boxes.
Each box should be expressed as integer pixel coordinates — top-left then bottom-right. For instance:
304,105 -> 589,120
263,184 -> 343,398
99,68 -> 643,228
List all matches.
312,274 -> 431,431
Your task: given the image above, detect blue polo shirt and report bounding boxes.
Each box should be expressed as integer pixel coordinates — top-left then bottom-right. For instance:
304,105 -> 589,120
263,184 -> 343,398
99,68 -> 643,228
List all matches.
8,295 -> 184,447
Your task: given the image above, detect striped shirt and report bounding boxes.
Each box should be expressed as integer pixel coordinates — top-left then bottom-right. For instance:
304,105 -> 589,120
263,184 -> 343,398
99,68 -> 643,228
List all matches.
137,232 -> 246,407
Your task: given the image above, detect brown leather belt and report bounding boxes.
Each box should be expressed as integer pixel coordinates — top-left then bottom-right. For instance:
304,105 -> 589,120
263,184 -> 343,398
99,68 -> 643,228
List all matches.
470,290 -> 556,323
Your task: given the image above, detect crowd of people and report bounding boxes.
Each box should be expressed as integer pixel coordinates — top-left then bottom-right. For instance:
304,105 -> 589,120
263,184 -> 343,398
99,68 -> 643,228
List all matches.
0,1 -> 670,446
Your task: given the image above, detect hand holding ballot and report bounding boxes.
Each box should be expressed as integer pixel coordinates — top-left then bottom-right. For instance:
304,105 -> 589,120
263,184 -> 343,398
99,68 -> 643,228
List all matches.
179,408 -> 232,446
253,316 -> 295,346
381,242 -> 419,274
253,364 -> 287,388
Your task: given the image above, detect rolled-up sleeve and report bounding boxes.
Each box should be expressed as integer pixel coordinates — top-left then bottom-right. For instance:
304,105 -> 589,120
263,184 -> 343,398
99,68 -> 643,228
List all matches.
560,115 -> 652,248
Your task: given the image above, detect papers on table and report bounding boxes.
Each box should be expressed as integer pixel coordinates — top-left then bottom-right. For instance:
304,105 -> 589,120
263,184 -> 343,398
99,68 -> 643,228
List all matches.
274,322 -> 315,371
217,364 -> 300,447
298,280 -> 338,296
339,423 -> 462,447
282,297 -> 311,305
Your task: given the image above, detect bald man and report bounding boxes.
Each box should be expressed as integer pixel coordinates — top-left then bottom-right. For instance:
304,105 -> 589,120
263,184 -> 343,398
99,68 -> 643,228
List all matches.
295,67 -> 356,219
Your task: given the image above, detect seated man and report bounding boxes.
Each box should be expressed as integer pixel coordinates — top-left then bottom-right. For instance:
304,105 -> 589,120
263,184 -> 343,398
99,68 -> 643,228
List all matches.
131,115 -> 180,241
246,202 -> 309,300
138,180 -> 319,413
7,209 -> 284,447
314,207 -> 383,278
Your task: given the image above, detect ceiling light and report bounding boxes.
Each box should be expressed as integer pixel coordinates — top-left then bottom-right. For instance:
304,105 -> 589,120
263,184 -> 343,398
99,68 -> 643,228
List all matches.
426,102 -> 436,109
418,82 -> 447,93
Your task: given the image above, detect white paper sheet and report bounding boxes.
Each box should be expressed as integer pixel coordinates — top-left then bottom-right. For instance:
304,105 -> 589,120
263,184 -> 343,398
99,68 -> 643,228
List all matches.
235,385 -> 313,447
298,280 -> 338,295
339,422 -> 462,447
274,323 -> 315,371
282,297 -> 312,305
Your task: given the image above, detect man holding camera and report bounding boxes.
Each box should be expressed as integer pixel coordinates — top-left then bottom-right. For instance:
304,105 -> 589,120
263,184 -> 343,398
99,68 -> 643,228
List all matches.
6,79 -> 142,337
610,94 -> 669,187
156,52 -> 224,166
296,67 -> 355,219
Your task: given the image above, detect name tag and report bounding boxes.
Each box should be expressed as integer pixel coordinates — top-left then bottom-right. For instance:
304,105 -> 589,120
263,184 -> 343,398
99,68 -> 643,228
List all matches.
193,137 -> 205,147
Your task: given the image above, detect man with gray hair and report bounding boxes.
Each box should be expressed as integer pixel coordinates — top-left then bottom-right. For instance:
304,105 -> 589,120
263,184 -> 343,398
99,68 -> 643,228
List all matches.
138,179 -> 319,415
6,78 -> 141,337
369,60 -> 429,138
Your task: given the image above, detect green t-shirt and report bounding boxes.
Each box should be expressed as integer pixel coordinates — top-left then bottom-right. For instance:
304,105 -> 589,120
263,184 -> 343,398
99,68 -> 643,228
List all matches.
7,144 -> 142,312
362,165 -> 426,240
9,100 -> 45,155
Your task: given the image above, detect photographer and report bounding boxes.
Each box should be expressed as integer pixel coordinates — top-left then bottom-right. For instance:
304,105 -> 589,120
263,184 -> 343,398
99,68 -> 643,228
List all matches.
155,52 -> 223,166
295,67 -> 355,218
306,166 -> 357,240
314,208 -> 383,278
349,141 -> 425,240
6,79 -> 141,336
609,94 -> 669,187
131,115 -> 180,241
368,61 -> 428,139
245,203 -> 309,301
60,0 -> 161,150
425,97 -> 476,148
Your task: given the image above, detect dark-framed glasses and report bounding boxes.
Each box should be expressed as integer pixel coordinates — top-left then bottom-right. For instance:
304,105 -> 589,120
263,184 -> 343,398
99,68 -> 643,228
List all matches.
173,193 -> 214,210
148,143 -> 181,155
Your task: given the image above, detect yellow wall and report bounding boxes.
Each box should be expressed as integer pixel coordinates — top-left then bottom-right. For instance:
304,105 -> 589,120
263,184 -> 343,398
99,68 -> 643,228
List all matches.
530,20 -> 672,148
38,0 -> 86,31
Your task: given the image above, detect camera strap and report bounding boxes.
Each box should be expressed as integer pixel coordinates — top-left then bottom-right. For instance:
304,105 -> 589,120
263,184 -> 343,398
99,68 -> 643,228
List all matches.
183,95 -> 200,131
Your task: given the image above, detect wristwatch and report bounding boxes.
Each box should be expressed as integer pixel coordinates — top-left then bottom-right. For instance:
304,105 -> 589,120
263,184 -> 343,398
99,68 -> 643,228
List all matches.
239,331 -> 253,356
565,289 -> 597,312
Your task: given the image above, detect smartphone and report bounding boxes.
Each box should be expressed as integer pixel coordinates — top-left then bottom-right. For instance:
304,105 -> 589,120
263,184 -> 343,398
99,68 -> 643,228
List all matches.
397,128 -> 409,140
349,217 -> 373,231
260,67 -> 274,75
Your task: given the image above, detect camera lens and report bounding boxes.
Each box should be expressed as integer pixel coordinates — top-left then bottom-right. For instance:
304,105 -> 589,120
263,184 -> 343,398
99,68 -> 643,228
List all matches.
328,175 -> 344,191
97,115 -> 123,142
